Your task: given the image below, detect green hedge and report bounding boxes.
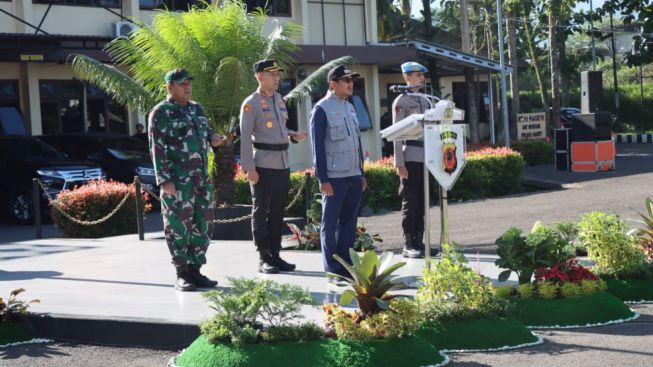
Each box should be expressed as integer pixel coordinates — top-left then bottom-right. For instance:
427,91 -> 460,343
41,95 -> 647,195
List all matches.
234,148 -> 525,214
511,140 -> 554,166
450,148 -> 525,201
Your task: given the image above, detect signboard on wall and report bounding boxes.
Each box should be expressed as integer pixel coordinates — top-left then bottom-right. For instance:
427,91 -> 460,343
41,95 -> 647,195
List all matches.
517,112 -> 546,140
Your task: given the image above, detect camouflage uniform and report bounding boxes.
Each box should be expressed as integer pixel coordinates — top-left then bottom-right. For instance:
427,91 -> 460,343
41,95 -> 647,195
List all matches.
148,97 -> 214,267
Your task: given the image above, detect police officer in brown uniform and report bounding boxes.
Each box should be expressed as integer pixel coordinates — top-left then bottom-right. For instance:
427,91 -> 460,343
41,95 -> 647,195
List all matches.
392,61 -> 438,258
239,59 -> 308,274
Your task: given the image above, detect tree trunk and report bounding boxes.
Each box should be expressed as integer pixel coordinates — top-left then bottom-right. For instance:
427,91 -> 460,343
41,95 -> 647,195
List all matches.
523,15 -> 549,121
421,0 -> 432,40
549,2 -> 561,130
507,7 -> 520,140
459,0 -> 479,143
401,0 -> 411,16
213,142 -> 236,207
559,32 -> 570,107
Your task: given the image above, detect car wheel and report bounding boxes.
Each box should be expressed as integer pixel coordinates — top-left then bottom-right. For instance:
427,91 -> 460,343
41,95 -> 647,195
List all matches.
9,190 -> 34,225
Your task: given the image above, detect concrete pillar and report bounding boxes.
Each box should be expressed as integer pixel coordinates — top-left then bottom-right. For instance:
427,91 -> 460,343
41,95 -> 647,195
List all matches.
121,0 -> 139,18
18,64 -> 32,133
26,63 -> 42,135
12,0 -> 34,33
367,0 -> 378,43
369,64 -> 381,159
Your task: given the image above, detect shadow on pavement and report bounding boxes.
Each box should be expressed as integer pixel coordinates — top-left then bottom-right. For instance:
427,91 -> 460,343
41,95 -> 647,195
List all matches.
0,270 -> 63,281
0,343 -> 70,360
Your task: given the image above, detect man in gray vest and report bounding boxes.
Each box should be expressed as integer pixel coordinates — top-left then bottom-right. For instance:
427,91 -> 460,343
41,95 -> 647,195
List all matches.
310,65 -> 366,280
240,59 -> 308,274
392,61 -> 438,258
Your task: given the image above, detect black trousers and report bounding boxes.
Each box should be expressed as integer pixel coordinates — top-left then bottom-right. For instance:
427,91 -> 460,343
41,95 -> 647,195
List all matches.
251,167 -> 290,257
398,161 -> 425,235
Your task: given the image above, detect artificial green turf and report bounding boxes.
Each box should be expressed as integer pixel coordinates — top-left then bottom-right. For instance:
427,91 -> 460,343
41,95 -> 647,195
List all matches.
175,335 -> 444,367
604,278 -> 653,302
510,291 -> 635,327
416,316 -> 538,351
0,322 -> 33,345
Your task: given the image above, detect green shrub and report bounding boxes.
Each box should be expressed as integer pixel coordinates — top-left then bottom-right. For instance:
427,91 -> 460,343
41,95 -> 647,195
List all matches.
511,140 -> 555,166
1,288 -> 40,323
324,298 -> 421,341
517,284 -> 533,299
417,243 -> 508,320
260,323 -> 326,344
553,221 -> 585,255
579,279 -> 606,296
51,180 -> 150,238
537,282 -> 558,299
495,222 -> 575,284
200,277 -> 317,346
560,282 -> 583,298
450,147 -> 525,200
578,212 -> 646,277
234,150 -> 525,218
494,286 -> 514,299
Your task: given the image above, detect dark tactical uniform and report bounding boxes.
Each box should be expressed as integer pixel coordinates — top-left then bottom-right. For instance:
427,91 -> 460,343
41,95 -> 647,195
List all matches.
149,98 -> 214,268
240,87 -> 297,273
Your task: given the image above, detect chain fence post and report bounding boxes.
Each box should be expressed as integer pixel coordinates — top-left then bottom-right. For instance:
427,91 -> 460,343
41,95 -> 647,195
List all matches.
33,178 -> 42,239
134,176 -> 144,241
304,172 -> 311,225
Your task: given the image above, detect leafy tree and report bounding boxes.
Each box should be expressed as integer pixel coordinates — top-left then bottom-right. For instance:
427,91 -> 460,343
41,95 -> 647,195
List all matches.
71,1 -> 353,206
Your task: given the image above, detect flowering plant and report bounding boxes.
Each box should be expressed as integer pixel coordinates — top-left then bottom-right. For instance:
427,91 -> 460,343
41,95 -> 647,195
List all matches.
535,258 -> 599,284
1,288 -> 40,323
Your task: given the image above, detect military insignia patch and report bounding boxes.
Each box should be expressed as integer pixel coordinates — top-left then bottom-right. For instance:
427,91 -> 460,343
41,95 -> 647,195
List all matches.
266,121 -> 273,128
440,130 -> 458,174
243,104 -> 252,113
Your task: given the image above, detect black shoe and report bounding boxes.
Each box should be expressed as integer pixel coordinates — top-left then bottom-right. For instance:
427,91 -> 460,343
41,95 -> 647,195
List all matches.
175,267 -> 197,291
273,255 -> 296,272
259,258 -> 280,274
189,265 -> 218,288
402,233 -> 424,258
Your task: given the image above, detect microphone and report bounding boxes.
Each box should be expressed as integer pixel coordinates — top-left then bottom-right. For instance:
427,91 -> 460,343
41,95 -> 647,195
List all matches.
389,85 -> 423,93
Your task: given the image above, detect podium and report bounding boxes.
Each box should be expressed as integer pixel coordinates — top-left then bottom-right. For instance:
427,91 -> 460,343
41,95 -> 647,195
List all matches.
380,97 -> 466,259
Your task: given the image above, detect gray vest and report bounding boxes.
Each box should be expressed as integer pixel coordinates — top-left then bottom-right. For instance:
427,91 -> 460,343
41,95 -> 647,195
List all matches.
315,91 -> 362,179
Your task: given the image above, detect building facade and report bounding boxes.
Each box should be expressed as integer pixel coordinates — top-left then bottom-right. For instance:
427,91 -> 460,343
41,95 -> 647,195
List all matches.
0,0 -> 509,169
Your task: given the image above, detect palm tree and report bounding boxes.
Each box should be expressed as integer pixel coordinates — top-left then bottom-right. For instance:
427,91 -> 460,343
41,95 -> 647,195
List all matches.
71,1 -> 353,206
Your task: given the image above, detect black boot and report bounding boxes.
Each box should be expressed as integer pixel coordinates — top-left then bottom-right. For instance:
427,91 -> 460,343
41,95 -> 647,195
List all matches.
259,252 -> 280,274
402,234 -> 422,258
189,264 -> 218,288
414,232 -> 439,257
272,252 -> 296,272
175,266 -> 197,292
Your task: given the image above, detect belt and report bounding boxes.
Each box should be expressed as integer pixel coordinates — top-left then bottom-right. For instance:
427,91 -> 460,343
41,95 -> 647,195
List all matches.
404,140 -> 424,148
253,142 -> 289,151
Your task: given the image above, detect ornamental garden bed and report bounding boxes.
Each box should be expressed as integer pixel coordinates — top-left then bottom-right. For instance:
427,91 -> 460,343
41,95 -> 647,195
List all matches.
509,291 -> 636,328
416,316 -> 540,351
414,243 -> 541,351
603,278 -> 653,303
0,322 -> 33,346
171,335 -> 444,367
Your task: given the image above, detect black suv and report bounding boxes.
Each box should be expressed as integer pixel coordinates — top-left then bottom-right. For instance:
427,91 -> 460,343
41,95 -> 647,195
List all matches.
39,133 -> 158,195
0,136 -> 103,224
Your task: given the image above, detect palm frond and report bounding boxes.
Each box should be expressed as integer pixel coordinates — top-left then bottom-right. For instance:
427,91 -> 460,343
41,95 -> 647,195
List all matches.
283,56 -> 358,105
70,54 -> 156,111
207,56 -> 254,133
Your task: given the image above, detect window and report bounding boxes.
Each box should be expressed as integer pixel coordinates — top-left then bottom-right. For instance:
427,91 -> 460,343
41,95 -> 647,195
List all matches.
0,80 -> 19,108
349,78 -> 372,130
39,80 -> 127,135
140,0 -> 206,11
246,0 -> 291,17
34,0 -> 120,7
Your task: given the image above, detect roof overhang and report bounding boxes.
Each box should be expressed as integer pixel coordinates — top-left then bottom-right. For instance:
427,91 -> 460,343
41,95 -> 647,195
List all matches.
409,41 -> 513,74
294,44 -> 417,69
0,33 -> 112,63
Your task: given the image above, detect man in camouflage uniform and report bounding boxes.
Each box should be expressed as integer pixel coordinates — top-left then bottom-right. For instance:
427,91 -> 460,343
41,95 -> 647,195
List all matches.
392,61 -> 439,258
149,68 -> 224,291
240,59 -> 308,274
